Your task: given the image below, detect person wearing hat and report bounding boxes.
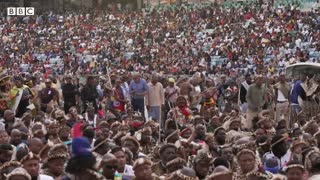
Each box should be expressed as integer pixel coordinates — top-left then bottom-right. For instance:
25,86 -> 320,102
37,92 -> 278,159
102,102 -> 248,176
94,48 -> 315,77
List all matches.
0,160 -> 21,180
133,157 -> 155,180
20,152 -> 54,180
207,166 -> 232,180
100,153 -> 118,179
121,136 -> 144,161
247,171 -> 274,180
245,75 -> 266,129
166,157 -> 186,174
46,120 -> 62,144
226,117 -> 242,131
5,167 -> 32,180
43,144 -> 68,179
307,150 -> 320,180
290,139 -> 307,163
9,75 -> 34,118
213,126 -> 226,146
284,161 -> 305,180
0,143 -> 14,165
164,77 -> 180,119
38,78 -> 59,113
152,143 -> 178,176
233,149 -> 259,180
193,149 -> 213,179
62,75 -> 79,114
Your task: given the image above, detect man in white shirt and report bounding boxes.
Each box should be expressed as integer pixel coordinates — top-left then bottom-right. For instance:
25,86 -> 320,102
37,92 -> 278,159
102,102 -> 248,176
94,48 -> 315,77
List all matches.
274,73 -> 291,124
146,75 -> 165,122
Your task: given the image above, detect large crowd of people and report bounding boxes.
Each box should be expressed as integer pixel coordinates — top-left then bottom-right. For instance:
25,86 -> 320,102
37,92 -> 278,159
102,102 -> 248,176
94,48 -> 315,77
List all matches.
0,1 -> 320,180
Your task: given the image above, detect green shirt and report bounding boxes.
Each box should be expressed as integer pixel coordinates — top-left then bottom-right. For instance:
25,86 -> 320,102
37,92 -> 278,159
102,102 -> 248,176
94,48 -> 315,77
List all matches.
246,83 -> 266,112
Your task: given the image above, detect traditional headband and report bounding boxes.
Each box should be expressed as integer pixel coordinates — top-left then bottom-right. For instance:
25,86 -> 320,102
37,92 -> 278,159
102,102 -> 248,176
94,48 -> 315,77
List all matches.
20,152 -> 40,164
246,171 -> 273,179
236,149 -> 256,159
176,170 -> 199,180
0,161 -> 21,171
305,149 -> 320,167
207,170 -> 232,179
286,164 -> 305,172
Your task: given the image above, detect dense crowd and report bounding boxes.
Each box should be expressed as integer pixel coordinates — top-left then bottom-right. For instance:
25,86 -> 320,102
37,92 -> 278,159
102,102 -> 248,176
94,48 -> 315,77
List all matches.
0,2 -> 320,180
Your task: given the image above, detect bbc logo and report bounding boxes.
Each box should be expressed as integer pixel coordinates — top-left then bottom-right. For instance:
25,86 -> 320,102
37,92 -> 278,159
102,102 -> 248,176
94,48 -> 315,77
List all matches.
7,7 -> 35,16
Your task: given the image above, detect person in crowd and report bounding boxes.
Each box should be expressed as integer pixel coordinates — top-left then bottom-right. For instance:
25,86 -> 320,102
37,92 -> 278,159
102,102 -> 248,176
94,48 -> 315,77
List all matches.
38,79 -> 59,113
10,75 -> 33,118
110,146 -> 135,178
43,144 -> 69,179
146,75 -> 165,122
239,74 -> 252,114
274,73 -> 291,124
246,75 -> 266,129
62,75 -> 79,114
130,73 -> 148,118
100,153 -> 118,180
21,152 -> 54,180
133,157 -> 154,180
81,76 -> 99,113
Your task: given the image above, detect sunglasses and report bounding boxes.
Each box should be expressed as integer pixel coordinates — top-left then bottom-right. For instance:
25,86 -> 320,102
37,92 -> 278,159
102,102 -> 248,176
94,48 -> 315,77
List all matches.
105,165 -> 118,170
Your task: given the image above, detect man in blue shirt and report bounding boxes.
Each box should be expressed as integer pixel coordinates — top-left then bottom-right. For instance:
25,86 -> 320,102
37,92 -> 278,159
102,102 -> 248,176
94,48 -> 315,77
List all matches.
290,74 -> 306,114
129,73 -> 148,118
